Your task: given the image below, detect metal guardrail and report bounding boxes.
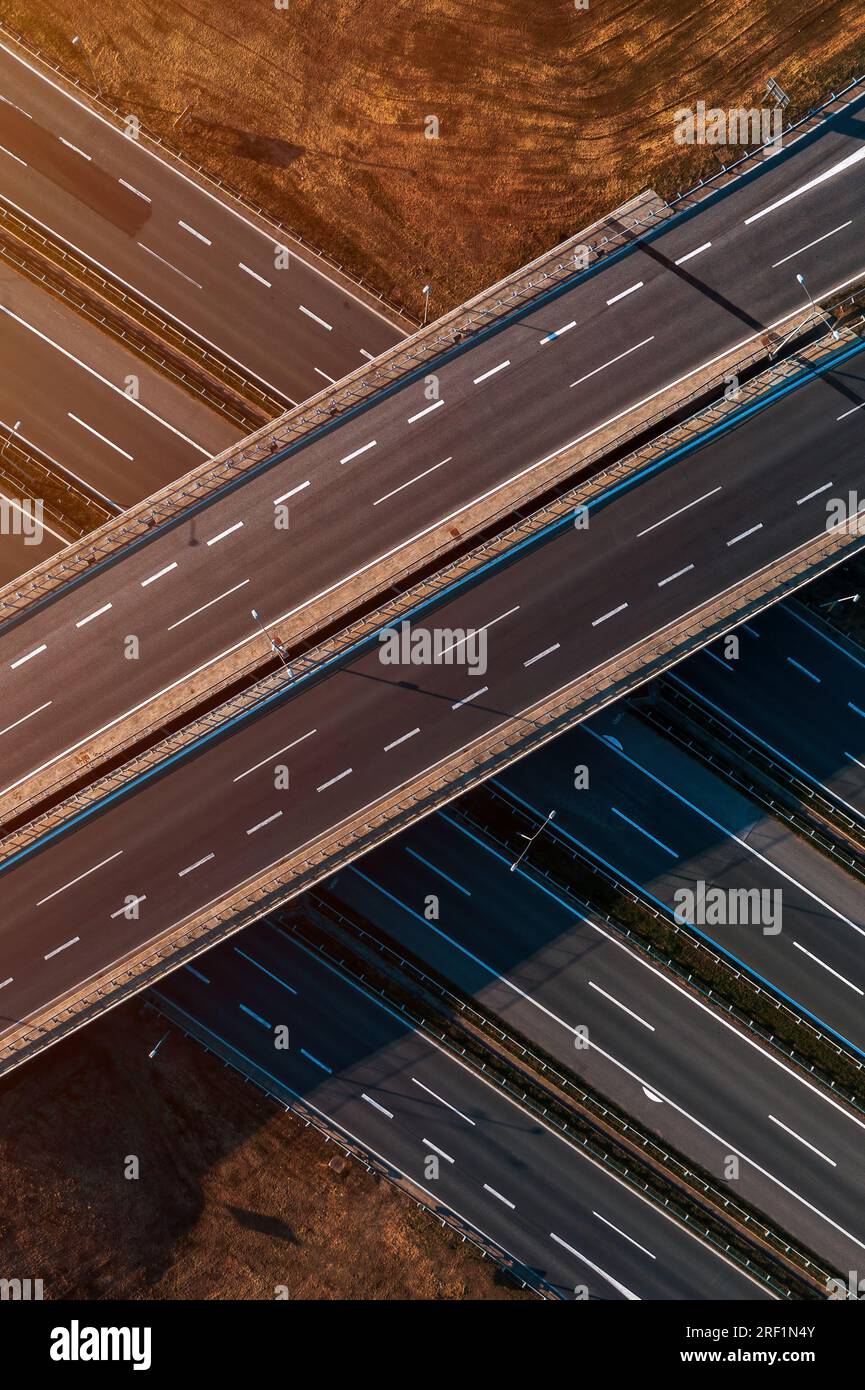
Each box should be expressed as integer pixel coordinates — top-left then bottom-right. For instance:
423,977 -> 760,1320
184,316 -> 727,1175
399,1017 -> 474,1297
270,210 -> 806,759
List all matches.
2,486 -> 863,1077
1,307 -> 854,832
0,207 -> 278,431
0,38 -> 860,626
0,431 -> 115,538
461,786 -> 865,1106
143,994 -> 552,1299
0,187 -> 674,622
0,21 -> 417,328
652,681 -> 865,874
3,22 -> 863,329
273,908 -> 827,1296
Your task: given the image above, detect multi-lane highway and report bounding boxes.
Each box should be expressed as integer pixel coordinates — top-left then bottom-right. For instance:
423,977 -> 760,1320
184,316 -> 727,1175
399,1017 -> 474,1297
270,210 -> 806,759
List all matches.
0,84 -> 864,801
676,602 -> 865,825
151,919 -> 769,1300
0,261 -> 239,506
2,349 -> 865,1052
327,809 -> 865,1272
500,708 -> 865,1054
0,40 -> 406,403
0,40 -> 862,795
1,298 -> 864,811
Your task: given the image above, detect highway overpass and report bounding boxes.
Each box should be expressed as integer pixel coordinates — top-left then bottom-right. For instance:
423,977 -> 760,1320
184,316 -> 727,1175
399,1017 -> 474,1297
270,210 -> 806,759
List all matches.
1,340 -> 864,1071
2,83 -> 865,815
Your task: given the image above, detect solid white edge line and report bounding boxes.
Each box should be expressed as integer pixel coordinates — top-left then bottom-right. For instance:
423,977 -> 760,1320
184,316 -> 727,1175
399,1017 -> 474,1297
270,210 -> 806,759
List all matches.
588,980 -> 655,1031
0,302 -> 212,455
36,849 -> 123,907
0,700 -> 51,739
768,1114 -> 837,1167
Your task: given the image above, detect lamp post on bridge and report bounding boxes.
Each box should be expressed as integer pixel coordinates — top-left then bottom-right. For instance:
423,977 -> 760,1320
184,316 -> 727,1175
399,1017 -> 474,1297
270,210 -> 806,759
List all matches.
251,608 -> 294,677
796,272 -> 839,340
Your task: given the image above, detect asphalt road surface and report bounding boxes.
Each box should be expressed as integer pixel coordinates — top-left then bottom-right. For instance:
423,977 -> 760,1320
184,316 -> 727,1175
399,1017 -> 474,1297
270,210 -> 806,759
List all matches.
1,317 -> 864,807
0,40 -> 862,806
675,602 -> 865,826
500,708 -> 865,1057
0,39 -> 405,403
1,81 -> 865,794
0,260 -> 240,507
327,809 -> 865,1272
2,356 -> 865,1061
151,919 -> 769,1300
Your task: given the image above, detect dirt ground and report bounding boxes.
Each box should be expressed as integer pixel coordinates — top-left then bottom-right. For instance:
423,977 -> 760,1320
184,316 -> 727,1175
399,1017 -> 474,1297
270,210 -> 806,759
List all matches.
7,1 -> 865,317
0,1006 -> 527,1300
3,0 -> 864,1304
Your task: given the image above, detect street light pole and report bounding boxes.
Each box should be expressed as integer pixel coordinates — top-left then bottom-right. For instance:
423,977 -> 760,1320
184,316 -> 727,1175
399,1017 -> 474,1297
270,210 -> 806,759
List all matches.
796,272 -> 839,340
148,1030 -> 170,1061
421,284 -> 431,327
510,809 -> 556,872
71,35 -> 101,95
1,419 -> 21,463
820,593 -> 859,610
251,608 -> 293,676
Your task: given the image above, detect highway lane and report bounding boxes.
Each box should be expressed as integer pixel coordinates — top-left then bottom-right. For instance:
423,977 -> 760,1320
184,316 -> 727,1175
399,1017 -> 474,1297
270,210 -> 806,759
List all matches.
1,308 -> 865,807
0,261 -> 239,508
152,920 -> 768,1299
0,27 -> 864,811
499,708 -> 865,1055
3,26 -> 865,416
2,360 -> 865,1053
0,78 -> 862,628
0,41 -> 405,403
675,602 -> 865,825
327,810 -> 865,1272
